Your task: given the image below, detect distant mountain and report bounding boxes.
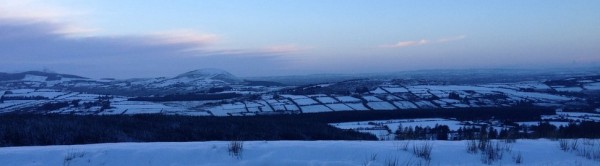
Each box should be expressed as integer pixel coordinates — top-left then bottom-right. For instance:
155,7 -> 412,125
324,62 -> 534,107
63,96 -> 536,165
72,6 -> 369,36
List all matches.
173,68 -> 242,83
0,68 -> 286,96
0,71 -> 88,81
119,68 -> 244,90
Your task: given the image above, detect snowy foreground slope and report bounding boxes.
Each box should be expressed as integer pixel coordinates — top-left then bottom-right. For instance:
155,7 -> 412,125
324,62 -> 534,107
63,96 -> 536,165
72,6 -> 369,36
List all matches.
0,140 -> 597,166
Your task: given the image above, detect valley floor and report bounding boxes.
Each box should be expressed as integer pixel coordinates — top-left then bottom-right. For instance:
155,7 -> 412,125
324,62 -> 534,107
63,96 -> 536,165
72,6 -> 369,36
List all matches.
0,139 -> 597,166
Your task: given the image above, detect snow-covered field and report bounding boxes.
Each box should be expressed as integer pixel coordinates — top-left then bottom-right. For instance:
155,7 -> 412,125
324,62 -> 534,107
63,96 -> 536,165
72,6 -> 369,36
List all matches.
584,83 -> 600,90
0,140 -> 597,166
366,102 -> 397,110
301,105 -> 332,113
346,103 -> 370,111
326,103 -> 353,111
1,75 -> 598,116
294,98 -> 319,106
384,87 -> 409,93
336,96 -> 362,103
109,100 -> 188,115
413,101 -> 438,109
316,97 -> 339,104
363,96 -> 383,102
332,118 -> 465,139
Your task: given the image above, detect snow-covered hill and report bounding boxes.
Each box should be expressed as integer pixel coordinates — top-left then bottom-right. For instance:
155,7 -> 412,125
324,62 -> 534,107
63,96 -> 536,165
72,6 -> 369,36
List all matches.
0,69 -> 251,95
135,68 -> 242,88
0,71 -> 88,82
175,68 -> 242,83
0,140 -> 597,166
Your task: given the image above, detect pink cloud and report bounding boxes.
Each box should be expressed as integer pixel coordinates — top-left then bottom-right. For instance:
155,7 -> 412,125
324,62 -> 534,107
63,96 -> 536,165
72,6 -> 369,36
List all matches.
151,30 -> 220,53
380,39 -> 429,48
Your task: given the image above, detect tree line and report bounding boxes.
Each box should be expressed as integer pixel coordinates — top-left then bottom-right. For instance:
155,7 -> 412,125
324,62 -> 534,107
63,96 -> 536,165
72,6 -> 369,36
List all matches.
0,106 -> 565,147
0,114 -> 375,147
294,106 -> 554,123
128,93 -> 241,101
393,121 -> 600,141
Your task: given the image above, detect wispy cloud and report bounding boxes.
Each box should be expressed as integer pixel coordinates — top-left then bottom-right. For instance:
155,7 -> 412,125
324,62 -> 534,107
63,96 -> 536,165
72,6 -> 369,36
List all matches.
380,39 -> 429,48
380,35 -> 466,48
262,44 -> 312,54
0,0 -> 97,37
0,0 -> 66,20
153,30 -> 219,46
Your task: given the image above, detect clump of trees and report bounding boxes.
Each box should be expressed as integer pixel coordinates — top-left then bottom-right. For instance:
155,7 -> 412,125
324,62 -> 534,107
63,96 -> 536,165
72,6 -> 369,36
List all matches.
40,102 -> 69,111
296,106 -> 554,123
449,92 -> 461,100
78,96 -> 111,110
395,124 -> 450,140
395,121 -> 600,142
544,122 -> 600,138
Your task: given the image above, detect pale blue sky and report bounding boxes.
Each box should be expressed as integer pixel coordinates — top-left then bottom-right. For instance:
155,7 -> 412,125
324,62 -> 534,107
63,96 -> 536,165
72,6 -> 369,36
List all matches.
0,0 -> 598,78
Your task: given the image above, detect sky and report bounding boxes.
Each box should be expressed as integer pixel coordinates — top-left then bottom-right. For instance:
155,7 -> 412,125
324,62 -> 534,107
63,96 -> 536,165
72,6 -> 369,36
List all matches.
0,0 -> 599,78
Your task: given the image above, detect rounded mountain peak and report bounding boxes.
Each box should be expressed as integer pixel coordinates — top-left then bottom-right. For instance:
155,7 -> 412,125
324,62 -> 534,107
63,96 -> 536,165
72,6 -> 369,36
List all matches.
175,68 -> 241,83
